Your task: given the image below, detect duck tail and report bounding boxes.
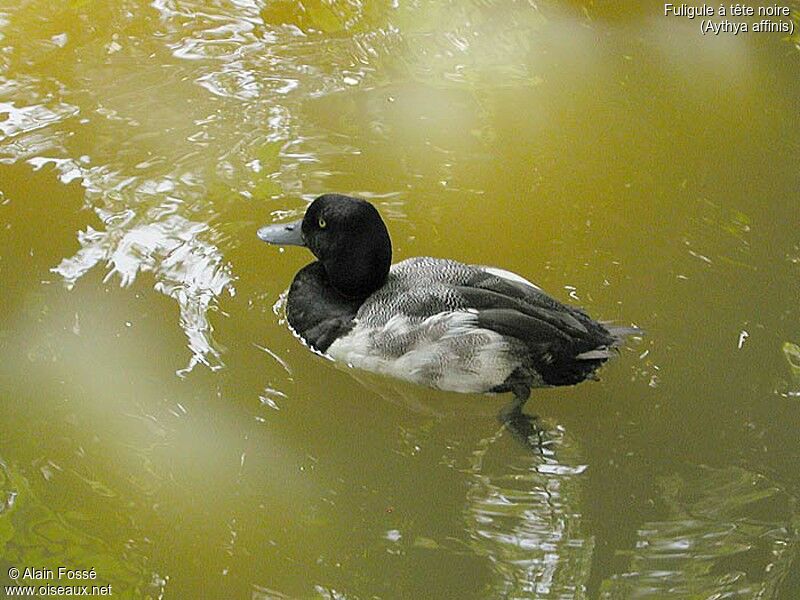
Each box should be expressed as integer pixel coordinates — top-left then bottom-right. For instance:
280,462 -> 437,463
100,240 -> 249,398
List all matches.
605,323 -> 644,347
575,324 -> 642,361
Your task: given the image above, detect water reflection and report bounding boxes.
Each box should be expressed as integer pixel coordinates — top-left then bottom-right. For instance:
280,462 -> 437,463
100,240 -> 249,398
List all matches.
465,424 -> 593,598
0,99 -> 79,146
599,466 -> 800,598
53,208 -> 233,374
0,459 -> 166,596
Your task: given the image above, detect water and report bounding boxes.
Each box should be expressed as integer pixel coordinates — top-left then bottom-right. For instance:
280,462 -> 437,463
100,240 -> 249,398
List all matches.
1,0 -> 799,597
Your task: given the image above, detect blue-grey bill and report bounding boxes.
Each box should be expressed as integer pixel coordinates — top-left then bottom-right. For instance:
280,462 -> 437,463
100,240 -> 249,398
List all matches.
257,219 -> 305,246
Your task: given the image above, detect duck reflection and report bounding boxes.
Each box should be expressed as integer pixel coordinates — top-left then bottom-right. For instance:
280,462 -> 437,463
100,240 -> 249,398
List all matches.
465,422 -> 594,598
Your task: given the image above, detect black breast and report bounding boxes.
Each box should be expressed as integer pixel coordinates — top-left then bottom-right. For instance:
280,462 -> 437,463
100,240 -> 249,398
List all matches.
286,262 -> 363,353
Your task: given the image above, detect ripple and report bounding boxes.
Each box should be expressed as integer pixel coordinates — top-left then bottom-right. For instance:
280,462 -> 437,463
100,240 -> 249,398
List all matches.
465,425 -> 593,598
0,75 -> 79,163
53,208 -> 234,375
599,466 -> 800,598
0,99 -> 79,141
0,463 -> 165,596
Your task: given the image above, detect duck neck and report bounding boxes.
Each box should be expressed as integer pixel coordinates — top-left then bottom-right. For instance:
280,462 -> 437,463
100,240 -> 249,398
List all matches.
322,228 -> 392,299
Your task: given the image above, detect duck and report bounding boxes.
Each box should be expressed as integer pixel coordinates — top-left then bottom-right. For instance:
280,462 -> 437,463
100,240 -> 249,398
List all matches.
258,194 -> 639,443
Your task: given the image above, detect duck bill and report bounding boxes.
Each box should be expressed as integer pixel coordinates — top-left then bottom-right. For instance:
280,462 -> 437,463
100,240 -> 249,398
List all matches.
257,219 -> 305,246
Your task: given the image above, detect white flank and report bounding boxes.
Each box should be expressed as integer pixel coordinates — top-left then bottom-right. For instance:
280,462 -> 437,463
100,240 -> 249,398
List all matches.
326,311 -> 517,393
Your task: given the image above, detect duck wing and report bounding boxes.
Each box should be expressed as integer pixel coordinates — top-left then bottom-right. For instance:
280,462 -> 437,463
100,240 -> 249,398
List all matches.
466,268 -> 637,347
459,269 -> 644,385
463,267 -> 635,359
362,257 -> 637,355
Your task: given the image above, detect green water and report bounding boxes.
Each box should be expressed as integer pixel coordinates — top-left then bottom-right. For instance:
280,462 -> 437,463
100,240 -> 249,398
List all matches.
1,0 -> 799,598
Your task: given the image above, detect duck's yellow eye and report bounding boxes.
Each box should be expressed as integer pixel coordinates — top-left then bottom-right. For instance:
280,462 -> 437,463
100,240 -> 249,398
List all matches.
318,217 -> 326,229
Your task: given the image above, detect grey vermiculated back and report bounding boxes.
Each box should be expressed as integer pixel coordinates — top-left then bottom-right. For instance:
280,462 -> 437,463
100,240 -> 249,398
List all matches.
357,257 -> 592,333
356,257 -> 483,326
358,258 -> 544,319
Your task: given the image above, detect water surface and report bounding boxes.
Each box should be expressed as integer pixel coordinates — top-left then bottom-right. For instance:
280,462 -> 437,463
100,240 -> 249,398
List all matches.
1,0 -> 799,597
